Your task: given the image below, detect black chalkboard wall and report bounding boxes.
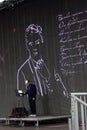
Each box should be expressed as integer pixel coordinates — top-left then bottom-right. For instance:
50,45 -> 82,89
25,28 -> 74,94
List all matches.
0,0 -> 87,117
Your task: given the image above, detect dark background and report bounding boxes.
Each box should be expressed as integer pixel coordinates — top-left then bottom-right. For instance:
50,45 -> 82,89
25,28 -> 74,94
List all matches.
0,0 -> 87,117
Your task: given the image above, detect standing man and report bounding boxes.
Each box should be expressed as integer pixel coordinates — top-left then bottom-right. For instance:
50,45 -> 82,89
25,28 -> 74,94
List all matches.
25,80 -> 37,117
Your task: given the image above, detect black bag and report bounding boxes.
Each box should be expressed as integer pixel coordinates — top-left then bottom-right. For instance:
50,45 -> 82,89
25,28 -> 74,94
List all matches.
11,107 -> 29,117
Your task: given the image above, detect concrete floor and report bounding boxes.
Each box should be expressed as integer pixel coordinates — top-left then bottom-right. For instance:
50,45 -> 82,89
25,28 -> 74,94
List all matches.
0,123 -> 69,130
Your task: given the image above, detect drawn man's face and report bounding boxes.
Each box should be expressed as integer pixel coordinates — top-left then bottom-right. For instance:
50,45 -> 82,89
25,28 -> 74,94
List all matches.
26,30 -> 43,58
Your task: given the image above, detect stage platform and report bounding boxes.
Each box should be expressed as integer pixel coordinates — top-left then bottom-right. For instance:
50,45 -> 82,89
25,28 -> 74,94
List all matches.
0,115 -> 71,127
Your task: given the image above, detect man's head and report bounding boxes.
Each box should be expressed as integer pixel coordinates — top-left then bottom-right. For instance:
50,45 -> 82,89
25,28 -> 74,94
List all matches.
25,24 -> 44,58
25,80 -> 30,86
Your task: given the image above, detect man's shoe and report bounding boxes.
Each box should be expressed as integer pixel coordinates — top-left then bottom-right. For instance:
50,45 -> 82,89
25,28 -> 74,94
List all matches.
29,114 -> 36,117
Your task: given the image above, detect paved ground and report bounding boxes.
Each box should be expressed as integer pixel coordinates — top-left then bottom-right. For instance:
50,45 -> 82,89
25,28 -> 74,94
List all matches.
0,122 -> 69,130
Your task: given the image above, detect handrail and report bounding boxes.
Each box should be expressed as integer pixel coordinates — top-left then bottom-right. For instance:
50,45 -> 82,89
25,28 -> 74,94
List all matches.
72,95 -> 87,107
70,93 -> 87,130
71,93 -> 87,96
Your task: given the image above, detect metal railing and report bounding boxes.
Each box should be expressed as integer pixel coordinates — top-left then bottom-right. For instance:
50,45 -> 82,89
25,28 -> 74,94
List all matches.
70,93 -> 87,130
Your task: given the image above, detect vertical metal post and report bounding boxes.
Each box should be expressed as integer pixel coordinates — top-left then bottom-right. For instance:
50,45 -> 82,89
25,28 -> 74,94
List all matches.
35,120 -> 39,127
68,118 -> 72,130
74,100 -> 79,130
84,96 -> 87,130
5,119 -> 10,125
81,104 -> 85,130
71,95 -> 76,130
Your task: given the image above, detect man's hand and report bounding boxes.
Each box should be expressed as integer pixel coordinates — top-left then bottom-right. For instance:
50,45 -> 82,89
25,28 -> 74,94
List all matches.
32,97 -> 35,100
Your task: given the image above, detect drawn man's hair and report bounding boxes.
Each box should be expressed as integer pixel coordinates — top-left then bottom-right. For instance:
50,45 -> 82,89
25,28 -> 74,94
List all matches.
25,24 -> 44,44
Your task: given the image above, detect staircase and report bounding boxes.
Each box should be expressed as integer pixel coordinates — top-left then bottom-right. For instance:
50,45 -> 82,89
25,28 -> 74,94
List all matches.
69,93 -> 87,130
